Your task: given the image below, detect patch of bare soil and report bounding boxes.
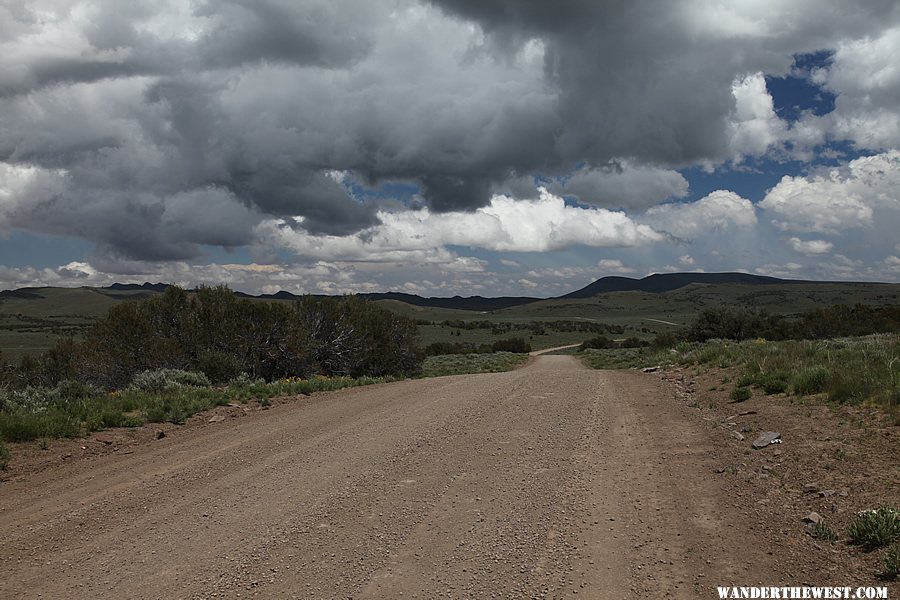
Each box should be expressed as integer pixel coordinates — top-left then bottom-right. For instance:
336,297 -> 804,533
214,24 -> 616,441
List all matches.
655,364 -> 899,593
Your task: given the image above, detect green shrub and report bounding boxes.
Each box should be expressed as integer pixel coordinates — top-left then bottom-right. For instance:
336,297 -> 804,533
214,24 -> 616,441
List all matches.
490,337 -> 532,353
0,409 -> 81,441
170,370 -> 211,387
684,307 -> 780,342
791,366 -> 831,395
0,386 -> 60,413
651,332 -> 679,348
736,373 -> 757,388
848,507 -> 900,549
619,337 -> 648,349
129,369 -> 210,393
758,371 -> 789,394
195,350 -> 243,383
811,521 -> 837,542
56,379 -> 101,400
737,370 -> 789,394
730,387 -> 752,402
828,371 -> 879,404
129,370 -> 179,393
695,345 -> 727,365
580,336 -> 615,350
884,542 -> 900,579
0,439 -> 9,470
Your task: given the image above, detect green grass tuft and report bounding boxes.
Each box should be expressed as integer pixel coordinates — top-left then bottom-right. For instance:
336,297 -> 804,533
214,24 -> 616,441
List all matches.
848,507 -> 900,550
811,521 -> 837,543
884,542 -> 900,579
791,366 -> 831,395
730,387 -> 752,402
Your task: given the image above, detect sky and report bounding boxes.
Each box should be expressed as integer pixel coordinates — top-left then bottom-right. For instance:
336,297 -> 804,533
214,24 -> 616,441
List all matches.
1,0 -> 899,297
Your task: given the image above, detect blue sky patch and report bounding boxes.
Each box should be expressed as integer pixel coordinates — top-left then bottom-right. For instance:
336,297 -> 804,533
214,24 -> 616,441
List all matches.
766,51 -> 836,122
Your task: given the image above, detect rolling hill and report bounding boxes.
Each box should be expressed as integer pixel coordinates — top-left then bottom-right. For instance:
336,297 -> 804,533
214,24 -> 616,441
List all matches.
2,273 -> 899,362
561,272 -> 826,298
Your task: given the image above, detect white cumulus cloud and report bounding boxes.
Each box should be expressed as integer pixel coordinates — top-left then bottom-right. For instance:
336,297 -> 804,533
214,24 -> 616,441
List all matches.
759,150 -> 900,233
641,190 -> 758,240
788,237 -> 833,255
260,188 -> 663,261
728,72 -> 788,160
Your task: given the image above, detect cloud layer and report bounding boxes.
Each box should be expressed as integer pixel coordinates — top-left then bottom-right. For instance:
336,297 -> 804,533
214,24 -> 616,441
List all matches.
1,2 -> 900,293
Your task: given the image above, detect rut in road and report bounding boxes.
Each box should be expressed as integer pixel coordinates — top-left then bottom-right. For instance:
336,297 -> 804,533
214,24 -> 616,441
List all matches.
0,355 -> 777,599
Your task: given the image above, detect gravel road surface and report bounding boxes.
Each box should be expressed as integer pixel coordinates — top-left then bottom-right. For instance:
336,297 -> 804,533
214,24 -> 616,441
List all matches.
0,355 -> 777,599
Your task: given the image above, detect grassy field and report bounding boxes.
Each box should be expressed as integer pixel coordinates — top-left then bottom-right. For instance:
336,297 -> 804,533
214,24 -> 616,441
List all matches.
579,334 -> 900,422
417,323 -> 594,351
421,352 -> 529,377
0,353 -> 529,464
0,371 -> 398,450
0,287 -> 148,363
2,281 -> 899,363
491,283 -> 900,325
399,281 -> 900,351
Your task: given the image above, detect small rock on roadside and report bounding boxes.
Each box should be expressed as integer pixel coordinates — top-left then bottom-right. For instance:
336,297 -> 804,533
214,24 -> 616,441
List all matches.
208,415 -> 226,423
155,430 -> 166,440
803,483 -> 819,494
752,431 -> 781,449
731,431 -> 745,441
803,512 -> 824,524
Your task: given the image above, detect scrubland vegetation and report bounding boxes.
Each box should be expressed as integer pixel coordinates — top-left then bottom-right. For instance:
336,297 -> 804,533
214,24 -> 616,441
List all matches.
0,370 -> 396,445
4,285 -> 422,389
421,352 -> 529,377
586,335 -> 898,419
0,286 -> 422,458
424,337 -> 532,356
0,286 -> 545,460
2,284 -> 898,467
581,304 -> 900,422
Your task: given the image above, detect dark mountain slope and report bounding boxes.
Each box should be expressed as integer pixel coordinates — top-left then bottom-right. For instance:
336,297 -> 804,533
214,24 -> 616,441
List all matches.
562,272 -> 804,298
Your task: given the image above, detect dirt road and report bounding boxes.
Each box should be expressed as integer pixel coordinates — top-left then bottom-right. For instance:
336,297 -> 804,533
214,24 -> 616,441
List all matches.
0,356 -> 780,599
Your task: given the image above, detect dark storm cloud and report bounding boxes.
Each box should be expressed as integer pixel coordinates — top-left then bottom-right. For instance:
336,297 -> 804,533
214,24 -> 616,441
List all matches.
193,0 -> 374,70
431,0 -> 900,165
228,167 -> 378,235
2,0 -> 900,261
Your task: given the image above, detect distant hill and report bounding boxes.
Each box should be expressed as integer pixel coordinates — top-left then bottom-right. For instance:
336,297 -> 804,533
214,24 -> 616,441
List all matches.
31,272 -> 889,312
235,290 -> 540,311
105,282 -> 171,293
235,290 -> 298,301
561,272 -> 819,299
0,288 -> 45,300
232,273 -> 840,309
360,292 -> 539,311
